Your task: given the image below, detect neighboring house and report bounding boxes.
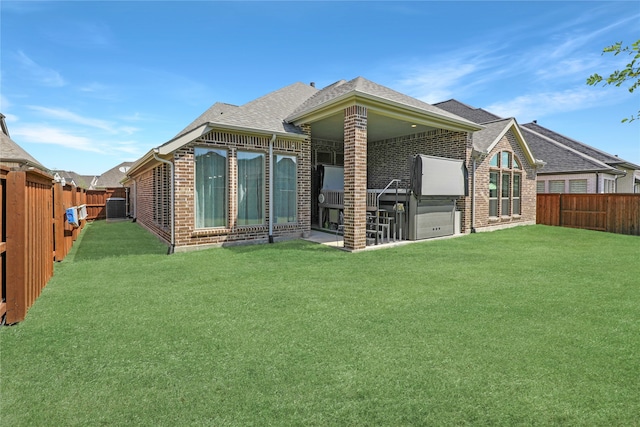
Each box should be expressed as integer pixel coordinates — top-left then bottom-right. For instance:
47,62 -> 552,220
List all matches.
125,77 -> 542,252
0,113 -> 48,172
93,161 -> 133,188
521,122 -> 640,194
435,99 -> 640,194
52,170 -> 98,189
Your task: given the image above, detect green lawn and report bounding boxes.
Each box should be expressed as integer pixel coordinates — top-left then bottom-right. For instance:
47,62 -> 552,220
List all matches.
1,222 -> 639,426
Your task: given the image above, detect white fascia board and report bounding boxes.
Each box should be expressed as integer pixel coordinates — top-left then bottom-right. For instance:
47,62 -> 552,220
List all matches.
157,124 -> 212,155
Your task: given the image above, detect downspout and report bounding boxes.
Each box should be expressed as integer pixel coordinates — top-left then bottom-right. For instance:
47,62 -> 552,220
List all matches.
153,149 -> 175,254
268,134 -> 276,243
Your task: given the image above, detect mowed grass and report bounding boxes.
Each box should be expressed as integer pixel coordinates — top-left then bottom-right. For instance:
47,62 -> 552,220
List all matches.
1,222 -> 639,426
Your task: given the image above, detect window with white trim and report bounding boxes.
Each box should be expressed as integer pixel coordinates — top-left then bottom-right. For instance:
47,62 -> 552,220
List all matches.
549,180 -> 565,193
537,181 -> 545,193
569,179 -> 587,193
603,178 -> 615,193
488,151 -> 522,217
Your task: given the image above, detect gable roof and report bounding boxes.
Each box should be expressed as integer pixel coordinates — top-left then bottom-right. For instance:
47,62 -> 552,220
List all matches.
434,100 -> 541,166
522,122 -> 640,170
286,77 -> 482,132
0,114 -> 48,171
52,170 -> 98,189
471,118 -> 539,166
94,161 -> 133,188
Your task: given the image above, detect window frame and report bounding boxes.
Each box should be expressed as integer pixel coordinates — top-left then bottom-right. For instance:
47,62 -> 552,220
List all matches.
273,153 -> 298,224
488,151 -> 523,218
236,150 -> 266,226
194,147 -> 228,229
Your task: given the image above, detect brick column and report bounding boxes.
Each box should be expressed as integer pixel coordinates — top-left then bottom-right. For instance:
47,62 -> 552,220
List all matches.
300,124 -> 312,237
343,105 -> 368,250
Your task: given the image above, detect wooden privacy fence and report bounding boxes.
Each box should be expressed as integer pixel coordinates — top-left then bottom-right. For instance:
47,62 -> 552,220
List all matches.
537,193 -> 640,236
0,167 -> 119,324
86,188 -> 127,220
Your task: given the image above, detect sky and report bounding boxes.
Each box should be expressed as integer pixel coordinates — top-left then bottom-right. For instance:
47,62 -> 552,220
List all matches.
1,1 -> 639,175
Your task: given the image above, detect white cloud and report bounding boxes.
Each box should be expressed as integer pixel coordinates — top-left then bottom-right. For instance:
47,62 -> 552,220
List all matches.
485,87 -> 613,122
11,125 -> 104,153
28,106 -> 114,132
16,51 -> 66,87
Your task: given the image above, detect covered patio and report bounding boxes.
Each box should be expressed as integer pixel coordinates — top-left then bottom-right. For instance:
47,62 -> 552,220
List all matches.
286,77 -> 481,251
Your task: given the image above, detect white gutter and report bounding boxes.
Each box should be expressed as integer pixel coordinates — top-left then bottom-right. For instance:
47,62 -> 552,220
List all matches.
268,134 -> 276,243
153,149 -> 175,253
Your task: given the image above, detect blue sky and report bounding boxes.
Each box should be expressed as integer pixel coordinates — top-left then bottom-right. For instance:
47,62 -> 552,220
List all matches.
2,1 -> 639,175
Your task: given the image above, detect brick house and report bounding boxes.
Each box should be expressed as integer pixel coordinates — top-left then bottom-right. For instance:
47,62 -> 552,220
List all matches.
125,78 -> 542,252
435,99 -> 640,195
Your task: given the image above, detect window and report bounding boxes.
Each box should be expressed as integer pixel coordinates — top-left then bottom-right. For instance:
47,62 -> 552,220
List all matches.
274,154 -> 297,223
513,174 -> 521,215
603,178 -> 615,193
501,173 -> 510,215
549,180 -> 565,193
488,151 -> 522,218
489,172 -> 498,217
537,181 -> 545,193
195,148 -> 227,228
237,151 -> 265,225
569,179 -> 587,194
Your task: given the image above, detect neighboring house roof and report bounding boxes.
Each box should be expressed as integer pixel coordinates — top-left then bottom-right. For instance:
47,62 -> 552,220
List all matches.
520,126 -> 622,175
286,77 -> 481,131
522,122 -> 640,170
52,170 -> 98,189
94,161 -> 133,188
0,113 -> 48,171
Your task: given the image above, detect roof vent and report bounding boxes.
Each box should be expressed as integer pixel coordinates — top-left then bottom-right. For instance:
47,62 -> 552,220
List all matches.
310,82 -> 315,87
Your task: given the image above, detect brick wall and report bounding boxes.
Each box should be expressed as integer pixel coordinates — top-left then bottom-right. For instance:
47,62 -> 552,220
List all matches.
168,130 -> 310,251
472,130 -> 537,230
368,128 -> 472,232
133,166 -> 171,244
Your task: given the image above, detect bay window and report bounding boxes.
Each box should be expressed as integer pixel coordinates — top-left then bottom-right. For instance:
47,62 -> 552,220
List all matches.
237,151 -> 265,225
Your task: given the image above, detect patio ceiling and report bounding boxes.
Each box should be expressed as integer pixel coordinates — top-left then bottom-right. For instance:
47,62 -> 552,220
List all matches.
309,110 -> 436,142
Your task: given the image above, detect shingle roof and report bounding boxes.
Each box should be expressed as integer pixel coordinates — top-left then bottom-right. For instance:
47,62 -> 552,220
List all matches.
94,161 -> 134,188
175,102 -> 239,138
52,170 -> 98,189
433,99 -> 502,124
521,127 -> 615,174
471,119 -> 514,152
522,122 -> 638,168
173,83 -> 319,142
286,77 -> 478,127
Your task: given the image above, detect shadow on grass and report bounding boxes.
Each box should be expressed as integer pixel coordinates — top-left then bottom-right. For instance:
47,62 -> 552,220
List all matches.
69,220 -> 169,262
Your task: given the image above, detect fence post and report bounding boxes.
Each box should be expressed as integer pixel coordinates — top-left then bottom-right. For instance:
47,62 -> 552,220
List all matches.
6,171 -> 27,324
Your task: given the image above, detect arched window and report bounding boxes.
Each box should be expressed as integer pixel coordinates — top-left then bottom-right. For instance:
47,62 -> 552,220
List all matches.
488,151 -> 522,217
